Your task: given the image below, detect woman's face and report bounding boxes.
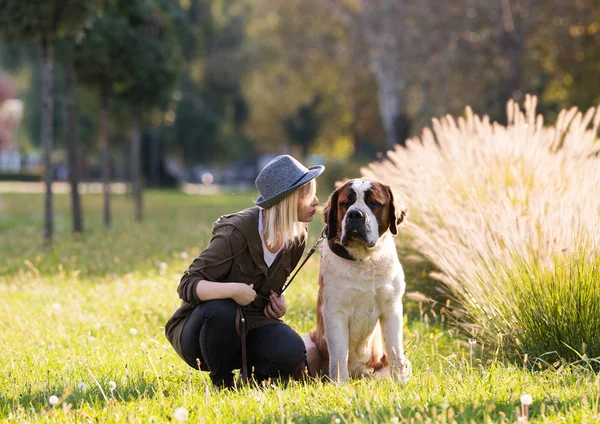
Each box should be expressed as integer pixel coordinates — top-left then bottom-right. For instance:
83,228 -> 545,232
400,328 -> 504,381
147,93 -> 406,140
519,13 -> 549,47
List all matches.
297,185 -> 319,223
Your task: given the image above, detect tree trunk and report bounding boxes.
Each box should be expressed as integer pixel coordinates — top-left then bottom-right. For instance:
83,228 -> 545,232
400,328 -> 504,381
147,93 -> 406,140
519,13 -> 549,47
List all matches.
100,85 -> 111,229
63,41 -> 83,234
361,1 -> 410,148
130,116 -> 143,221
371,55 -> 408,147
41,37 -> 54,245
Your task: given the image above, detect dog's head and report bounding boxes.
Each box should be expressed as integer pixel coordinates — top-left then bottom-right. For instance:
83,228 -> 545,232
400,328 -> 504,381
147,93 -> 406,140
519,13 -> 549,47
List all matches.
323,179 -> 407,248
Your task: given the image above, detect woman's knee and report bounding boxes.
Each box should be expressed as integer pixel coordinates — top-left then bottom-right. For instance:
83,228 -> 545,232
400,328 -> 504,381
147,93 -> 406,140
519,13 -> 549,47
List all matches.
266,329 -> 307,374
201,298 -> 238,322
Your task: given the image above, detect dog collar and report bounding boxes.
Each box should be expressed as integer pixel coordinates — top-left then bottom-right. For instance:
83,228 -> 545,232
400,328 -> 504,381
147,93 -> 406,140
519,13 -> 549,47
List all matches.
327,239 -> 356,261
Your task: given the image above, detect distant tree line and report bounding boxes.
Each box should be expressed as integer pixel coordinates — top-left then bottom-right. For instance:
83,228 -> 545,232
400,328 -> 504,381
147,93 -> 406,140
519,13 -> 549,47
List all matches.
1,0 -> 599,244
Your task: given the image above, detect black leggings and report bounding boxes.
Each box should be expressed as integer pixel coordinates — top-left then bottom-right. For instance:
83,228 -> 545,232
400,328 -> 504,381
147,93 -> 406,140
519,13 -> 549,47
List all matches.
180,299 -> 306,387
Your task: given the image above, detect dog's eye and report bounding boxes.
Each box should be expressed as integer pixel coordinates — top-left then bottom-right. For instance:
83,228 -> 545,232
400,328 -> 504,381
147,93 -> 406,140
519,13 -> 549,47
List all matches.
368,199 -> 382,208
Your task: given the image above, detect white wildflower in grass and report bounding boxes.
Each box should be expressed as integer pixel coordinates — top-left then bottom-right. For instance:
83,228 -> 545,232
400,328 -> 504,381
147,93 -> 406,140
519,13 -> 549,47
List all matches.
108,381 -> 116,391
179,251 -> 189,260
519,393 -> 533,423
390,417 -> 399,424
140,342 -> 148,351
364,95 -> 600,361
173,407 -> 189,422
48,395 -> 59,406
521,394 -> 533,405
52,302 -> 61,310
521,393 -> 533,405
77,382 -> 87,391
129,328 -> 138,335
158,261 -> 168,274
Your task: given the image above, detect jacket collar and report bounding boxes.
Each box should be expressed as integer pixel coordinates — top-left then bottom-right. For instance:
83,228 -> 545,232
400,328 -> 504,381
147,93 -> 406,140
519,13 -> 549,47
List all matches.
215,206 -> 296,275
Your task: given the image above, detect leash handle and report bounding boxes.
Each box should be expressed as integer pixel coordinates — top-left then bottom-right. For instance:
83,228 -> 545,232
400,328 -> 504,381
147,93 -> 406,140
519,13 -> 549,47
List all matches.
279,225 -> 327,295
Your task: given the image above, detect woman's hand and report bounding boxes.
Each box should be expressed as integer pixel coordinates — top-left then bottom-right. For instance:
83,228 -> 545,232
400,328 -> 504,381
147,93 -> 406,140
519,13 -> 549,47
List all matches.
231,283 -> 257,306
264,291 -> 286,319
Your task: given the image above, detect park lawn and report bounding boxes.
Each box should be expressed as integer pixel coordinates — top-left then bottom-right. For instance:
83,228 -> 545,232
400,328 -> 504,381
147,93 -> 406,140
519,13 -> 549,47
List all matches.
0,191 -> 599,423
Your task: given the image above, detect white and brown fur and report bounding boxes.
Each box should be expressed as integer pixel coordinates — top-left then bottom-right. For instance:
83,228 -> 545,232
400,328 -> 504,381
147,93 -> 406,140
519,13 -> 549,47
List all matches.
303,179 -> 411,382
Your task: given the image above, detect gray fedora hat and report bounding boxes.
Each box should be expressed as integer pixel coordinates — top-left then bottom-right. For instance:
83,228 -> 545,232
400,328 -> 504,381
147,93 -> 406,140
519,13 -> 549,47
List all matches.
255,155 -> 325,208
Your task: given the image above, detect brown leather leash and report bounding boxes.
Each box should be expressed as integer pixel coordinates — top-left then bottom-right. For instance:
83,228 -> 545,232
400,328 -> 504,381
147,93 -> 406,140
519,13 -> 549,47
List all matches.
279,225 -> 327,295
235,225 -> 327,383
234,305 -> 249,382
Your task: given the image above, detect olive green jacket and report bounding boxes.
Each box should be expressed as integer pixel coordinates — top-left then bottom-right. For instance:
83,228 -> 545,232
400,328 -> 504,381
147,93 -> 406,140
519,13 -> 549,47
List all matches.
165,207 -> 306,360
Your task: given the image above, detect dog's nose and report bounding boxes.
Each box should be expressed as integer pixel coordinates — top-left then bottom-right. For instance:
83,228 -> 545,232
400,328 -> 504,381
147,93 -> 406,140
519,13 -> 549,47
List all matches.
347,210 -> 365,221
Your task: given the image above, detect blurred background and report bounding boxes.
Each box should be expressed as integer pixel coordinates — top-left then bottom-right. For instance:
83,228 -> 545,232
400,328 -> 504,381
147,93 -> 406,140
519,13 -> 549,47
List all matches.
0,0 -> 599,199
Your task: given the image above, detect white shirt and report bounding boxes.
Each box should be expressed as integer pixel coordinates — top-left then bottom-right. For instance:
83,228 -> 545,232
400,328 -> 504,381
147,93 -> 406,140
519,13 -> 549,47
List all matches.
258,210 -> 281,268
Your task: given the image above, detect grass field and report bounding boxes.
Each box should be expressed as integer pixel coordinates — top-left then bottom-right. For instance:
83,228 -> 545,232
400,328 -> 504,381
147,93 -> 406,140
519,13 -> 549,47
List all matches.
1,190 -> 599,423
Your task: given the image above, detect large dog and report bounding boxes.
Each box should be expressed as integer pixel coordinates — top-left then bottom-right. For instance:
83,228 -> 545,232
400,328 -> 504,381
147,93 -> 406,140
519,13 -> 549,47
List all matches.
304,178 -> 411,382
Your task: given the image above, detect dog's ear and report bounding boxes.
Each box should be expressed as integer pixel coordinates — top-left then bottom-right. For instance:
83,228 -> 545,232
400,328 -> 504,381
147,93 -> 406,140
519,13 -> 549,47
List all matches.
324,189 -> 340,240
385,184 -> 407,236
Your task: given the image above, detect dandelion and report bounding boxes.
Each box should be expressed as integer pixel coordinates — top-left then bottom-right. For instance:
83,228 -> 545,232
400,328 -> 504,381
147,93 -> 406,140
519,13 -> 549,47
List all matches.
174,407 -> 189,422
129,328 -> 138,335
77,382 -> 87,391
52,303 -> 61,310
520,393 -> 533,422
48,395 -> 59,406
520,394 -> 533,405
108,381 -> 116,391
140,342 -> 148,351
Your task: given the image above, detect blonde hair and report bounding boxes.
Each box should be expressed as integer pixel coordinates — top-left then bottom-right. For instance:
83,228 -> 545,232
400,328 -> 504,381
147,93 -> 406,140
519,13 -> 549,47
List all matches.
261,179 -> 316,249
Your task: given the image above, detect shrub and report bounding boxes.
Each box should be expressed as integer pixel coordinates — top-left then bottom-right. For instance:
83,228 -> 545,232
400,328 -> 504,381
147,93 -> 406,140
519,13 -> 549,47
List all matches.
363,96 -> 600,362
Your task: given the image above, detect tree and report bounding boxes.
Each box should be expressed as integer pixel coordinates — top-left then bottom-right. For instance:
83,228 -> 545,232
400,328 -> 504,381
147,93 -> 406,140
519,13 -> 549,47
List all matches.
283,93 -> 323,158
75,0 -> 175,228
0,0 -> 101,244
116,0 -> 180,221
60,38 -> 84,233
169,0 -> 253,168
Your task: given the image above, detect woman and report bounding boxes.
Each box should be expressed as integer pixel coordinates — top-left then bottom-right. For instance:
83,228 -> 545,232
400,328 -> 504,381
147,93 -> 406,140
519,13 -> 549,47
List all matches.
165,155 -> 324,388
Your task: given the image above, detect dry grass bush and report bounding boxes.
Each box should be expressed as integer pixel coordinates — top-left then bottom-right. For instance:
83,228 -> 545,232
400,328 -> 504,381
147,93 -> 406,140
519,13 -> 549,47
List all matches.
363,95 -> 600,362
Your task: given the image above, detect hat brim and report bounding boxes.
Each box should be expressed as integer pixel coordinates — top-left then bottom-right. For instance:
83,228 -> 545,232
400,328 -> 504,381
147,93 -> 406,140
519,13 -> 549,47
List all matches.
255,165 -> 324,208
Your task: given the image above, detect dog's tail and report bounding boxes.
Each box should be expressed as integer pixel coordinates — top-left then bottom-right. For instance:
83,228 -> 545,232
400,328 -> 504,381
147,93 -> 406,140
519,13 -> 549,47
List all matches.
366,322 -> 389,371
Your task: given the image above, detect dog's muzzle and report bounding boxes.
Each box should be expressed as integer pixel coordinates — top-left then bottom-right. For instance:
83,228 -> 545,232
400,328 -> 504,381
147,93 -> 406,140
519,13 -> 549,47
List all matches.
342,210 -> 372,247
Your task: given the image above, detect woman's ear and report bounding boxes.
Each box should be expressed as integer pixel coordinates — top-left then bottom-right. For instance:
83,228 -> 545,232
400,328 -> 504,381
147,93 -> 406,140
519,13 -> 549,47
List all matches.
324,189 -> 339,240
385,184 -> 407,236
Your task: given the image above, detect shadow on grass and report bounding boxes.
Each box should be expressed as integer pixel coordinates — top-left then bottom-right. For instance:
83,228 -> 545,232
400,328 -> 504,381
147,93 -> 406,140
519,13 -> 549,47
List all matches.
261,399 -> 583,423
0,376 -> 161,418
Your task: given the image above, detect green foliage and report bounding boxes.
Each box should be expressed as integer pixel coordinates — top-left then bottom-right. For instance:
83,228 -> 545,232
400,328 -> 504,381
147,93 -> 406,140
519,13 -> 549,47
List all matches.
283,93 -> 324,156
115,0 -> 181,114
0,0 -> 101,42
1,191 -> 600,422
167,0 -> 253,165
482,250 -> 600,363
74,1 -> 150,91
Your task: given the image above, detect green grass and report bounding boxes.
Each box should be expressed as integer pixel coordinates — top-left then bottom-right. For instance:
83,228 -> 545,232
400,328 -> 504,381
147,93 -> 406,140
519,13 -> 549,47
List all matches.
463,250 -> 600,363
1,191 -> 599,423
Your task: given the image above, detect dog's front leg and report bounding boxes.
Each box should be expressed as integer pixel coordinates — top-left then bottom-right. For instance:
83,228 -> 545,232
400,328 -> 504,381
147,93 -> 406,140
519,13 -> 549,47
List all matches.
323,312 -> 349,382
381,301 -> 411,380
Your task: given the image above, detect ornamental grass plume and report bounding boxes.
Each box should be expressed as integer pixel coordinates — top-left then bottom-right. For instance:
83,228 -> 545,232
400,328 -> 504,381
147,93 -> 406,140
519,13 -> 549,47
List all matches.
363,95 -> 600,362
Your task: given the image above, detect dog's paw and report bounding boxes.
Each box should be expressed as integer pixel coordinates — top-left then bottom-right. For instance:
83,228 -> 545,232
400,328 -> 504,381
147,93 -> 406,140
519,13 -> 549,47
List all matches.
395,359 -> 412,383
